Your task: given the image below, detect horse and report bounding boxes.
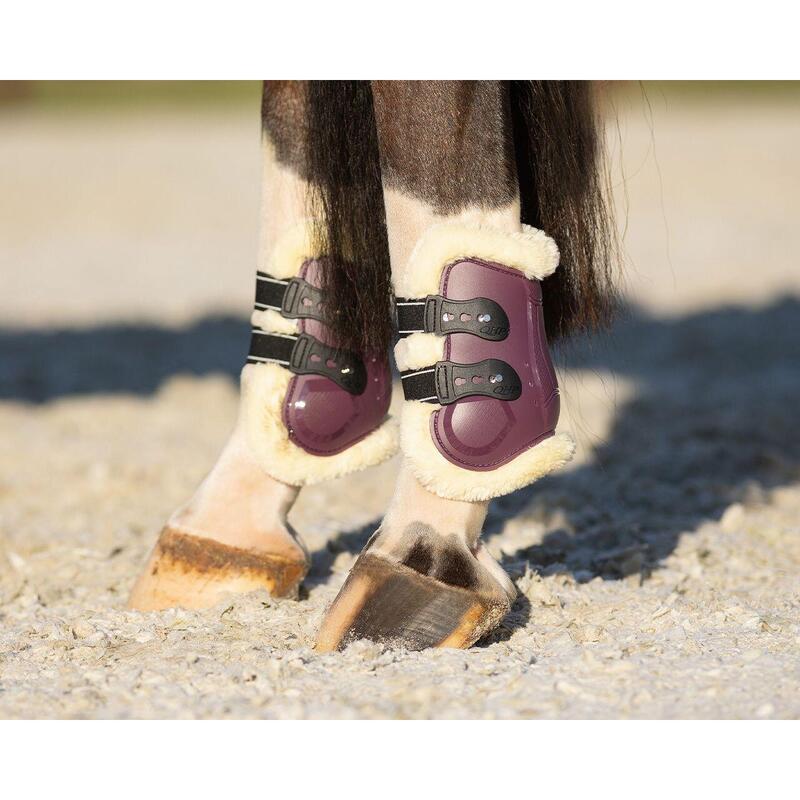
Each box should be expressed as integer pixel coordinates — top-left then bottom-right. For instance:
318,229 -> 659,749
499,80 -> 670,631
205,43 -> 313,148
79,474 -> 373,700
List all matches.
129,80 -> 617,651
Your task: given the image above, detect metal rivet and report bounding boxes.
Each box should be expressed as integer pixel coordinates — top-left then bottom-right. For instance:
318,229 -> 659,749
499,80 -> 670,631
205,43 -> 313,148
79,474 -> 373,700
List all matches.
478,313 -> 491,323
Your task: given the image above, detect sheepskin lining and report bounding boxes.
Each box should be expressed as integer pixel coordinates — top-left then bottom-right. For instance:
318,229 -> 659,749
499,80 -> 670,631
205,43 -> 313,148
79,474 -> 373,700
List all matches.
241,363 -> 398,486
395,222 -> 559,299
394,333 -> 445,372
400,401 -> 574,502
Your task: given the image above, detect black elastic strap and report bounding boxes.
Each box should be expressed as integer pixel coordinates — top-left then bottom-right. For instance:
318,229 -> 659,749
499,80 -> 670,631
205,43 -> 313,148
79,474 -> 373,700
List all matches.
255,272 -> 325,322
395,299 -> 427,336
401,359 -> 522,405
399,367 -> 438,403
247,330 -> 367,395
395,295 -> 509,341
254,273 -> 289,312
247,330 -> 297,367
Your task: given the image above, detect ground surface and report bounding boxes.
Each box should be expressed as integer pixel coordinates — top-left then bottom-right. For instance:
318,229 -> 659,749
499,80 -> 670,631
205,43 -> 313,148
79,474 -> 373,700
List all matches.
1,90 -> 799,718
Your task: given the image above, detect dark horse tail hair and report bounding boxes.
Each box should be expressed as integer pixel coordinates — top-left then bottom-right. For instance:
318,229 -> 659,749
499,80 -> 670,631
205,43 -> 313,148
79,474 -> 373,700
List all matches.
305,82 -> 392,356
304,81 -> 618,356
510,81 -> 619,341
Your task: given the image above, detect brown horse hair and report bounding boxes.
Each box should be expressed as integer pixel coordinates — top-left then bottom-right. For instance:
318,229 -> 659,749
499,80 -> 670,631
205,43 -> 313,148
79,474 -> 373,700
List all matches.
303,81 -> 392,356
293,81 -> 617,355
510,80 -> 619,340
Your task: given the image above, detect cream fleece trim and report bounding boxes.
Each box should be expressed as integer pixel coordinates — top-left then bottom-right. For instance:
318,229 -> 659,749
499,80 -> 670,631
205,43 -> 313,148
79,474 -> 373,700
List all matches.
395,222 -> 560,299
400,401 -> 574,502
241,363 -> 398,486
394,333 -> 445,372
264,220 -> 318,279
251,308 -> 298,335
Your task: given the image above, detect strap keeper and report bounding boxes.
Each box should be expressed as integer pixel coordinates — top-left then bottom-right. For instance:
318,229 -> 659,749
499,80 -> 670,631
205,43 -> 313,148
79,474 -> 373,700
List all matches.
395,295 -> 509,341
255,272 -> 325,323
281,276 -> 324,321
289,333 -> 367,395
247,330 -> 367,395
401,359 -> 522,405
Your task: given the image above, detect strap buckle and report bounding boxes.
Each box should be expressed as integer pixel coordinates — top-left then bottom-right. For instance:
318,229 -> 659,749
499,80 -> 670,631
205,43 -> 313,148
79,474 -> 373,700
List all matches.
290,333 -> 367,395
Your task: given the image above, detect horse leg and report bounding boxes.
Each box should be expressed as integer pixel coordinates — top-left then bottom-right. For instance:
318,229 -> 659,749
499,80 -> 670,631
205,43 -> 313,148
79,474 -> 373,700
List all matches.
129,81 -> 332,610
316,81 -> 558,650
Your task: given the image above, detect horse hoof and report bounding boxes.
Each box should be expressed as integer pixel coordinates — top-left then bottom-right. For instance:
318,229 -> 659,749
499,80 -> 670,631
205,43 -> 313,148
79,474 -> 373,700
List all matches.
315,549 -> 511,652
127,528 -> 308,611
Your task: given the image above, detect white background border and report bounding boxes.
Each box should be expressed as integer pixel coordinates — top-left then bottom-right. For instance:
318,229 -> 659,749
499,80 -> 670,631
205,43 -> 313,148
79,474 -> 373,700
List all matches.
0,4 -> 796,794
0,720 -> 795,798
2,1 -> 799,78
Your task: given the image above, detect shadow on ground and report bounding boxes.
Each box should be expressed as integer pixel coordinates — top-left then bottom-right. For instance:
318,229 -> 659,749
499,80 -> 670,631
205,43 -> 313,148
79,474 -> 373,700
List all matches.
3,300 -> 799,598
485,297 -> 800,588
478,296 -> 800,640
0,316 -> 247,402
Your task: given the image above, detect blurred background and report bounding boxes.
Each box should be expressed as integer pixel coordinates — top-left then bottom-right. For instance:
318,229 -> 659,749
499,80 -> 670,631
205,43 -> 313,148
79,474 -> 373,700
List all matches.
2,81 -> 799,381
1,82 -> 798,718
